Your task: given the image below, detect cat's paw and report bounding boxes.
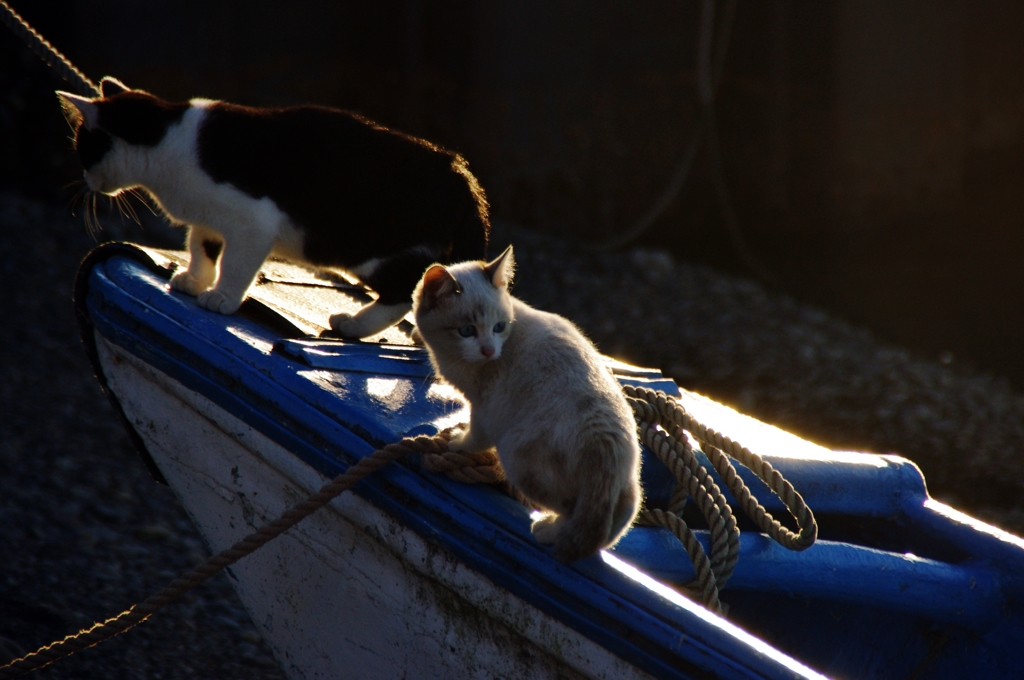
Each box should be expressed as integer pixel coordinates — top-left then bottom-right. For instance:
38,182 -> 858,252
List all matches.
328,312 -> 365,339
170,270 -> 210,297
530,514 -> 563,545
196,289 -> 242,315
330,301 -> 410,339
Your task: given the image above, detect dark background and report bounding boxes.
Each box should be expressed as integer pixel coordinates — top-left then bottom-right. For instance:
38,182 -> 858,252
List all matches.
5,0 -> 1024,389
4,3 -> 1024,676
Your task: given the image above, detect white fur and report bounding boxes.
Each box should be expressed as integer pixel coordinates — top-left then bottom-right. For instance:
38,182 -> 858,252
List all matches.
63,94 -> 400,328
63,85 -> 496,337
329,301 -> 411,338
413,247 -> 642,562
63,98 -> 302,315
57,91 -> 97,130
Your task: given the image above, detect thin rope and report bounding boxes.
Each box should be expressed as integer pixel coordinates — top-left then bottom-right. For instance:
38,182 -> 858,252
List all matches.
0,432 -> 462,679
0,386 -> 816,673
0,1 -> 99,97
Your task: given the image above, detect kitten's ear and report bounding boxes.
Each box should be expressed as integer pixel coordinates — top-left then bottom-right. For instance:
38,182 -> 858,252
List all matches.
56,91 -> 99,130
100,76 -> 131,97
484,245 -> 515,290
420,265 -> 461,309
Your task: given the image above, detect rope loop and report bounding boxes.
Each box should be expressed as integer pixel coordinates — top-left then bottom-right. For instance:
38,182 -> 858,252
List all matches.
639,508 -> 720,611
625,385 -> 817,612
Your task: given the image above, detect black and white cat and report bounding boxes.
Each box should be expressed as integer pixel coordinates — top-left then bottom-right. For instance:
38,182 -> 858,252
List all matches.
57,77 -> 489,338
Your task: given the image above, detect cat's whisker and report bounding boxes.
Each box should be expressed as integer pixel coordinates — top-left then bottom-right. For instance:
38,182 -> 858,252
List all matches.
88,192 -> 103,241
446,357 -> 478,384
115,192 -> 141,225
83,192 -> 93,238
77,189 -> 89,230
111,193 -> 126,222
126,187 -> 158,217
125,199 -> 141,225
66,185 -> 84,214
65,180 -> 89,218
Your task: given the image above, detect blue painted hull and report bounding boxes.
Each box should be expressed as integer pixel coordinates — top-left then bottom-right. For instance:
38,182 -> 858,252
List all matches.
76,244 -> 1024,680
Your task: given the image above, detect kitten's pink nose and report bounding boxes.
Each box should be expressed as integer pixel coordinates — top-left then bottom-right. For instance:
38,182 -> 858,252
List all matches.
481,346 -> 495,358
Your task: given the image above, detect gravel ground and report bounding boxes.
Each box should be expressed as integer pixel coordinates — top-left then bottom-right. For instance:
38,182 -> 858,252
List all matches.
2,190 -> 1024,677
0,194 -> 286,679
497,225 -> 1024,532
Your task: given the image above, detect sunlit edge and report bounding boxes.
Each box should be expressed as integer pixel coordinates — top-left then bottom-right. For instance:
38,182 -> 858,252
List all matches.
428,382 -> 469,431
225,324 -> 274,353
599,552 -> 831,680
677,391 -> 887,468
296,369 -> 348,394
923,498 -> 1024,550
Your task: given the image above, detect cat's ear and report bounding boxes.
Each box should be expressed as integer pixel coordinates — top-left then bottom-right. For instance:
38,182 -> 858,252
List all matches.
100,76 -> 131,97
484,245 -> 515,290
56,91 -> 99,130
420,264 -> 461,309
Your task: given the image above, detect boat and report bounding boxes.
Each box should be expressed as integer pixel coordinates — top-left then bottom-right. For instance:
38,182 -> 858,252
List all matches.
74,241 -> 1024,680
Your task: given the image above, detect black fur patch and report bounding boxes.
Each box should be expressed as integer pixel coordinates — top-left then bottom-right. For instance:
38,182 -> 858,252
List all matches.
196,102 -> 490,302
94,92 -> 189,147
363,248 -> 443,306
76,126 -> 113,170
202,239 -> 223,262
72,92 -> 189,170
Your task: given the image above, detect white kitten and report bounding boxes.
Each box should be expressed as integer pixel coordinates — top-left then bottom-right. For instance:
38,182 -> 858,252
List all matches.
413,246 -> 641,562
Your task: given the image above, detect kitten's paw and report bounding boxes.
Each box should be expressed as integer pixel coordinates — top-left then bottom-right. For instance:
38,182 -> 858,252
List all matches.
530,514 -> 563,545
196,289 -> 242,315
170,271 -> 210,297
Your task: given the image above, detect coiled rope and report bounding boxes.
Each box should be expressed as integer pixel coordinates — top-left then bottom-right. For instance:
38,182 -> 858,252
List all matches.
0,0 -> 99,97
626,385 -> 817,612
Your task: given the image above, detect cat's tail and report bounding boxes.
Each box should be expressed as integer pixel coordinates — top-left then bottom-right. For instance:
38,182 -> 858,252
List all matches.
448,154 -> 491,263
552,436 -> 641,563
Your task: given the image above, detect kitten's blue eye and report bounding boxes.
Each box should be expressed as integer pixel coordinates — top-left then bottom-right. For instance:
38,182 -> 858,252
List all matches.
458,325 -> 477,338
493,322 -> 506,334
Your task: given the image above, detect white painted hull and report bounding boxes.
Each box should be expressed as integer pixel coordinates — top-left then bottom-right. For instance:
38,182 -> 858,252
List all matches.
96,333 -> 652,680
